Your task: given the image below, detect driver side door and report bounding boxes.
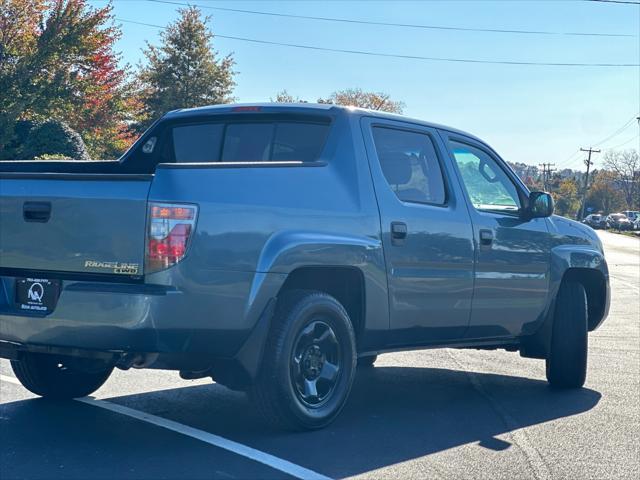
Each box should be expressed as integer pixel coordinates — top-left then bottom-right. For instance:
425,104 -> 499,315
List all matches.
442,133 -> 552,340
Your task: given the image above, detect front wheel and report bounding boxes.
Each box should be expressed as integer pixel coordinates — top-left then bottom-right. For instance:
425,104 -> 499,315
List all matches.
11,353 -> 113,399
545,281 -> 588,389
250,290 -> 357,430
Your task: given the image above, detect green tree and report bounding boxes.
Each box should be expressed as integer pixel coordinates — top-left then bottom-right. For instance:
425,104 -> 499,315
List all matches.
137,6 -> 235,126
318,88 -> 404,113
0,0 -> 136,158
20,120 -> 89,160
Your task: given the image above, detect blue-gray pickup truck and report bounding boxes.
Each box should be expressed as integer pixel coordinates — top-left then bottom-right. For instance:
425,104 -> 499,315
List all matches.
0,104 -> 610,430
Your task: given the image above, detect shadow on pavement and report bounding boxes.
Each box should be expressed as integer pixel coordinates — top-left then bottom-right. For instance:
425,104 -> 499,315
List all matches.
1,366 -> 601,479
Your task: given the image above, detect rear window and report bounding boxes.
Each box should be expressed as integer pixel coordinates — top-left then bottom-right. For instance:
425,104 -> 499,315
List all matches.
170,121 -> 330,163
172,124 -> 224,162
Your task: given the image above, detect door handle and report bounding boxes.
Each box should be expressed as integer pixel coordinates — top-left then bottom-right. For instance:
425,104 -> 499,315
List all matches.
23,201 -> 51,223
391,222 -> 407,245
479,229 -> 493,246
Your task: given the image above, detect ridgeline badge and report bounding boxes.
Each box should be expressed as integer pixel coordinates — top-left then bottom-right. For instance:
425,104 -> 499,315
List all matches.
85,260 -> 140,275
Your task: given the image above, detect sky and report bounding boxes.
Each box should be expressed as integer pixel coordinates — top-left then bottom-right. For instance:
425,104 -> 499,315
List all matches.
90,0 -> 640,170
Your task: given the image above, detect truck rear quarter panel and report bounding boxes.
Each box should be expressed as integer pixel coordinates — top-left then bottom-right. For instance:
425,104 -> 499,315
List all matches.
147,112 -> 388,352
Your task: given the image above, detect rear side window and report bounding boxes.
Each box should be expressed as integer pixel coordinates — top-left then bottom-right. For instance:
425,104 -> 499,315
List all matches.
372,126 -> 446,205
171,121 -> 329,163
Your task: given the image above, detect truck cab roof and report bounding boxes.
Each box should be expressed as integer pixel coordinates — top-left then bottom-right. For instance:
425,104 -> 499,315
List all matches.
164,103 -> 482,143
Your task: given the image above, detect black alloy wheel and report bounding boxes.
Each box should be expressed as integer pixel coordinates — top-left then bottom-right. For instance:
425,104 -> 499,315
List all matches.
290,320 -> 342,408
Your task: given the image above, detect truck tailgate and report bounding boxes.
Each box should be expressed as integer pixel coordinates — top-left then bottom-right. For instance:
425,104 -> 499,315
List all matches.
0,174 -> 152,277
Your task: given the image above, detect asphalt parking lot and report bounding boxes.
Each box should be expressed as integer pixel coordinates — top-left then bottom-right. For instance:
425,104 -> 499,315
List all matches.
1,230 -> 638,480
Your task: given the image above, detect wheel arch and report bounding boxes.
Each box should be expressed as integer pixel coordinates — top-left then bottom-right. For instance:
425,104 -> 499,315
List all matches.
561,267 -> 608,332
276,265 -> 367,340
521,246 -> 610,359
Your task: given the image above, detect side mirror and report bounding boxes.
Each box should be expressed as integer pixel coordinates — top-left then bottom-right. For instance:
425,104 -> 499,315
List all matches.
525,191 -> 554,219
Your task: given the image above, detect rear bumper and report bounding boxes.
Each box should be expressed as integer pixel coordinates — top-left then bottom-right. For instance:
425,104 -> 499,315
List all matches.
0,270 -> 284,365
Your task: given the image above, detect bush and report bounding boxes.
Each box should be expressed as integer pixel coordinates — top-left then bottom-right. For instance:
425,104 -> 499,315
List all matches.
19,120 -> 90,160
33,153 -> 72,160
0,120 -> 36,160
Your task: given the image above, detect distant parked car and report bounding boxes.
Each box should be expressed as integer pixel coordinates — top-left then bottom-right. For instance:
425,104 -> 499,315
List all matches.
606,213 -> 633,231
583,214 -> 607,229
622,210 -> 640,224
633,217 -> 640,231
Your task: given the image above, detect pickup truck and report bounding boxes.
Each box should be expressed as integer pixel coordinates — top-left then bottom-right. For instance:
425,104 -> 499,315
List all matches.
0,104 -> 610,430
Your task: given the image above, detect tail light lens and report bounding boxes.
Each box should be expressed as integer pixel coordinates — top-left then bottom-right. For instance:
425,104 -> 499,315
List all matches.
145,202 -> 198,273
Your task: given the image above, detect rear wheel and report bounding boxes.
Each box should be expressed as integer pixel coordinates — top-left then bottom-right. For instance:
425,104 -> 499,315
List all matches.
11,353 -> 113,399
250,290 -> 357,430
357,355 -> 377,368
545,281 -> 588,389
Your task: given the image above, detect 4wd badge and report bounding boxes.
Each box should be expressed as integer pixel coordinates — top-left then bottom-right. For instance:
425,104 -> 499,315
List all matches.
85,260 -> 140,275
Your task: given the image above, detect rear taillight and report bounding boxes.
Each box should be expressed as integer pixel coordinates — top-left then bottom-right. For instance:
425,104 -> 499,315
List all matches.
145,202 -> 198,273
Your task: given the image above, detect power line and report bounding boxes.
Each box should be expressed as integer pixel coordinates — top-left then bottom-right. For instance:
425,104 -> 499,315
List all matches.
556,114 -> 640,169
593,114 -> 640,146
606,134 -> 640,149
115,18 -> 640,68
143,0 -> 635,38
584,0 -> 640,5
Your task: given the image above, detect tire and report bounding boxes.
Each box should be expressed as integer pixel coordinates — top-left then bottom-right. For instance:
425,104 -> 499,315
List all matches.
357,355 -> 377,368
250,290 -> 357,431
545,281 -> 588,389
11,353 -> 113,399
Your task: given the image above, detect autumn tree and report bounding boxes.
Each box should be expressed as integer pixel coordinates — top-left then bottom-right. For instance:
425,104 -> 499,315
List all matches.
270,90 -> 305,103
137,6 -> 235,126
602,149 -> 640,209
318,88 -> 404,113
549,176 -> 581,218
271,88 -> 404,113
0,0 -> 137,158
585,170 -> 626,214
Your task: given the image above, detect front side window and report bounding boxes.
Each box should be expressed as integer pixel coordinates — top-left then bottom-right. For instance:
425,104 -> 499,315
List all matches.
449,141 -> 521,213
372,126 -> 446,205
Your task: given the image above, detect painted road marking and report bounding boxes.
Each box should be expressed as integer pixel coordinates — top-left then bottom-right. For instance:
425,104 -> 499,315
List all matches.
1,374 -> 331,480
1,374 -> 21,386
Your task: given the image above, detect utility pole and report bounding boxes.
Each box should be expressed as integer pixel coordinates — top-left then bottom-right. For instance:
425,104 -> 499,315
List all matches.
578,147 -> 600,220
538,163 -> 556,191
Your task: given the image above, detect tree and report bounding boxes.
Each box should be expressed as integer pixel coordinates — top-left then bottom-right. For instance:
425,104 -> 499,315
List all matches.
585,170 -> 626,214
602,149 -> 639,209
0,0 -> 137,158
270,90 -> 305,103
137,6 -> 235,126
549,177 -> 581,218
318,88 -> 404,113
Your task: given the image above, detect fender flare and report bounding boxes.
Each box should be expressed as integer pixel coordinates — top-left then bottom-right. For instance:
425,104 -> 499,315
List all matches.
219,230 -> 385,387
521,245 -> 609,359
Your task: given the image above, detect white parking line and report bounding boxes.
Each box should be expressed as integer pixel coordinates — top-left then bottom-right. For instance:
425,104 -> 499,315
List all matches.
0,374 -> 331,480
1,374 -> 21,386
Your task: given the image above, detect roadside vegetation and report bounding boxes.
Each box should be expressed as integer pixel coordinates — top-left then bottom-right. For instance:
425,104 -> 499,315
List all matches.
0,0 -> 637,218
